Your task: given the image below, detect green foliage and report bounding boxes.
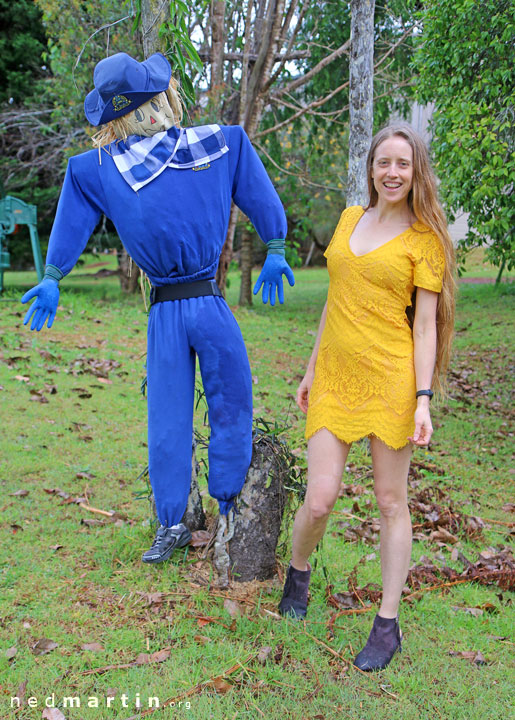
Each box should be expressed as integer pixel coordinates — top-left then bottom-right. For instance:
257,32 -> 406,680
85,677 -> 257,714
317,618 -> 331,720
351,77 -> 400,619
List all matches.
302,1 -> 418,133
156,0 -> 205,106
0,1 -> 140,266
414,0 -> 515,275
36,0 -> 140,114
0,0 -> 47,104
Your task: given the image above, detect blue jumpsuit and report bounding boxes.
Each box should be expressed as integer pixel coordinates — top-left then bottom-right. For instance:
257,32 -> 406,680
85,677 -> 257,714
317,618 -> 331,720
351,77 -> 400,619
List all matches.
45,125 -> 287,526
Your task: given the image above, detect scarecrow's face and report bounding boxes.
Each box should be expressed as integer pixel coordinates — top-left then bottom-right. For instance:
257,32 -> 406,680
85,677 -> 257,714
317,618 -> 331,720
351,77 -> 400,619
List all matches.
125,93 -> 175,137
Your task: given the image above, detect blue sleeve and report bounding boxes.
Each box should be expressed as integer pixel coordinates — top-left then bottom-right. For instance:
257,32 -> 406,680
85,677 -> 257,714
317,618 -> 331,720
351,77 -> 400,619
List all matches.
46,154 -> 104,276
223,125 -> 287,242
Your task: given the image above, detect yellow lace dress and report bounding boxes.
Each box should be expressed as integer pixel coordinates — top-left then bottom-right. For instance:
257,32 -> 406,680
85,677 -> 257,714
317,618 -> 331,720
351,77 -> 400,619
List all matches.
306,205 -> 445,450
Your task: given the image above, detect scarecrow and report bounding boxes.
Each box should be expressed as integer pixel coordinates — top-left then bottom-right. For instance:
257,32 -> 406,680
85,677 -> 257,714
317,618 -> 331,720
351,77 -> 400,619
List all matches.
22,52 -> 295,563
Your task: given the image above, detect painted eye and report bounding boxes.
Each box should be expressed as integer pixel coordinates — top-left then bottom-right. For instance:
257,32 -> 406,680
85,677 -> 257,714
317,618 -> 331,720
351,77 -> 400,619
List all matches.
150,100 -> 159,112
135,108 -> 144,122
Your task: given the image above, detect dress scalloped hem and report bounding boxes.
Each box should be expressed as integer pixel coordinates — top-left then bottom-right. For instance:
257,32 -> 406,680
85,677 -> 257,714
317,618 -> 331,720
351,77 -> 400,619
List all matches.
306,424 -> 412,452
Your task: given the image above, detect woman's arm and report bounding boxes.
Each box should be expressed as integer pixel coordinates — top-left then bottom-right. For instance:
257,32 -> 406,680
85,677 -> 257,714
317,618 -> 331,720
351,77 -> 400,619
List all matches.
409,287 -> 439,446
296,300 -> 328,413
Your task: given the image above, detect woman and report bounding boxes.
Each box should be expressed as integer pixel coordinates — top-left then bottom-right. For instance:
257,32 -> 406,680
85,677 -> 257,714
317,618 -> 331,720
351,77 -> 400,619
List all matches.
279,124 -> 455,671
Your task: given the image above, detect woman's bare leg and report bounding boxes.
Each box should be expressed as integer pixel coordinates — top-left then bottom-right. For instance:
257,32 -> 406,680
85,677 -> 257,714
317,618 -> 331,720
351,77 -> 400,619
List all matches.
370,437 -> 412,618
291,428 -> 351,570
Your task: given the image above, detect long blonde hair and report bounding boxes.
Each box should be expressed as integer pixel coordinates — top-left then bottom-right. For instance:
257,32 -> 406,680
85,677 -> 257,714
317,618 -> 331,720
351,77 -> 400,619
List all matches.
91,77 -> 184,149
366,123 -> 456,394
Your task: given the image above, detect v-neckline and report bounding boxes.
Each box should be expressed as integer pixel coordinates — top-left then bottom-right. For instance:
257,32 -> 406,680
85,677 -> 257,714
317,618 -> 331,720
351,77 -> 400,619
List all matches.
347,207 -> 414,259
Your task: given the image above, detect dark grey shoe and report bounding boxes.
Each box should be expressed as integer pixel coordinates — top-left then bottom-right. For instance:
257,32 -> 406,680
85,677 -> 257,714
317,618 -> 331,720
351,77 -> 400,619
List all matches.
142,523 -> 192,564
353,614 -> 402,671
278,564 -> 311,619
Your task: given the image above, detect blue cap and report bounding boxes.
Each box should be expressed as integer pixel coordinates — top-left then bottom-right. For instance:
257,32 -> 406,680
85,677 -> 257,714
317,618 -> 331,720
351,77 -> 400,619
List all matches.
84,52 -> 172,126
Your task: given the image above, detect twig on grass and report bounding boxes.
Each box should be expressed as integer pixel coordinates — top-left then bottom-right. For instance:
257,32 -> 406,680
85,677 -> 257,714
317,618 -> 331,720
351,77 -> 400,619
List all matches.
402,577 -> 479,601
299,629 -> 371,677
484,517 -> 515,528
78,502 -> 116,518
120,654 -> 256,719
332,510 -> 366,522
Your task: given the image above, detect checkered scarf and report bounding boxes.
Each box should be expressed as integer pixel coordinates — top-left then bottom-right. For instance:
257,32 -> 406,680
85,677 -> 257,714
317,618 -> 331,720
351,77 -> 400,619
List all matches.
110,124 -> 229,192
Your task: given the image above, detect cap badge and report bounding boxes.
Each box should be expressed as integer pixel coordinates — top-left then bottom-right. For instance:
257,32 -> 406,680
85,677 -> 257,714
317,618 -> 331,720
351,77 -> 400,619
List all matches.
112,95 -> 131,112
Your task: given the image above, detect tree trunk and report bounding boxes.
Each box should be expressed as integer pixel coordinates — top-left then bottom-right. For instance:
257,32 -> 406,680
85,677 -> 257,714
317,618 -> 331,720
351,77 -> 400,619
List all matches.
210,1 -> 226,90
140,0 -> 169,57
215,202 -> 239,295
216,1 -> 285,297
347,0 -> 375,207
117,247 -> 140,293
238,227 -> 253,306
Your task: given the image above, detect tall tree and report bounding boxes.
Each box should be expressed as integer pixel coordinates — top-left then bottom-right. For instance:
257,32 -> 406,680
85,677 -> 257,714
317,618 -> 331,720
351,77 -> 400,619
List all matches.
186,0 -> 417,300
347,0 -> 375,207
0,0 -> 47,104
414,0 -> 514,281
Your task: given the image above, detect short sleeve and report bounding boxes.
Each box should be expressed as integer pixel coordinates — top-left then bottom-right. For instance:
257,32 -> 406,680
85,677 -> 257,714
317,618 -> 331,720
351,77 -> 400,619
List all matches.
410,229 -> 446,293
324,206 -> 363,258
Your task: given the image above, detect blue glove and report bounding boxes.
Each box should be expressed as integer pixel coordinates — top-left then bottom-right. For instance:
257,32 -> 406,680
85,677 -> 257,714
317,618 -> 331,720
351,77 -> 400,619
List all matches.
253,241 -> 295,306
21,266 -> 62,331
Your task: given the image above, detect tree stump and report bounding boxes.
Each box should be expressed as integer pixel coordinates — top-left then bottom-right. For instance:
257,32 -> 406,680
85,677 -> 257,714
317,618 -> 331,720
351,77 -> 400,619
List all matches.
149,424 -> 299,583
181,439 -> 206,531
215,428 -> 289,583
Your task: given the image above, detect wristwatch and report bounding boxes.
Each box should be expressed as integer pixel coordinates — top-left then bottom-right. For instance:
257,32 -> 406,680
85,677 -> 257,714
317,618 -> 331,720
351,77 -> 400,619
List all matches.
415,389 -> 434,400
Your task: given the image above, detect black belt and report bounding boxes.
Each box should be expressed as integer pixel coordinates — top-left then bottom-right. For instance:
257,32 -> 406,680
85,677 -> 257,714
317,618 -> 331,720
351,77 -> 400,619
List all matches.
150,278 -> 222,305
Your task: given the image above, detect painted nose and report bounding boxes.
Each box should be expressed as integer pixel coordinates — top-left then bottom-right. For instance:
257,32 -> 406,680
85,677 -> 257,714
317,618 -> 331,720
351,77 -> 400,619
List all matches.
150,116 -> 156,124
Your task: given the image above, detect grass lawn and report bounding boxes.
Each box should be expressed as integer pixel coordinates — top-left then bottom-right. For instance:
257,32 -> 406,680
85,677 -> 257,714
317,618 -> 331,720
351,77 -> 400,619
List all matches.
0,257 -> 513,720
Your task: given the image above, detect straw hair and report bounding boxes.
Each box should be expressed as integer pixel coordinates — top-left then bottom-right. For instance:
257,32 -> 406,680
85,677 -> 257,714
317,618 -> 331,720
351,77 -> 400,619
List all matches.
90,77 -> 184,149
365,123 -> 456,394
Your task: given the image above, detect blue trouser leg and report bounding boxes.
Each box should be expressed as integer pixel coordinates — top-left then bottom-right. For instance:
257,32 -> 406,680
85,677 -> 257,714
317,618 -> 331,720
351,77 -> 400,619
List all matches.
189,296 -> 253,514
146,301 -> 195,527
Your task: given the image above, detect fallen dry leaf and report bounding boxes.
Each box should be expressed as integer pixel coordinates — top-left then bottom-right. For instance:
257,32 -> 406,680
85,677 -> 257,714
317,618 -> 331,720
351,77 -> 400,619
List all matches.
205,677 -> 233,694
339,483 -> 366,497
32,638 -> 58,655
197,617 -> 214,628
429,528 -> 459,544
81,518 -> 105,527
134,648 -> 170,665
194,635 -> 211,645
452,606 -> 484,617
449,650 -> 487,665
81,643 -> 104,652
76,471 -> 95,480
6,646 -> 17,660
50,544 -> 63,551
29,389 -> 49,403
10,489 -> 29,497
223,599 -> 241,618
257,646 -> 273,664
16,679 -> 27,704
14,375 -> 30,382
190,530 -> 212,547
42,708 -> 67,720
